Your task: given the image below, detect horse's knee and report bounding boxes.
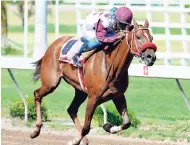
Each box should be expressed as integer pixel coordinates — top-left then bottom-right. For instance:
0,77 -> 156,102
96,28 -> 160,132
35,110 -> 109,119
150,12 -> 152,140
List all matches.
36,122 -> 43,128
34,85 -> 56,102
34,89 -> 42,103
81,126 -> 90,137
67,107 -> 78,117
67,107 -> 71,114
67,107 -> 75,117
122,122 -> 131,130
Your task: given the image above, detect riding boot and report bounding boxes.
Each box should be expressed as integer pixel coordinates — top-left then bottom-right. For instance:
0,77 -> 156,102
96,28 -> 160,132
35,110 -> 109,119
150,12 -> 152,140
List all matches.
78,43 -> 88,54
72,54 -> 82,67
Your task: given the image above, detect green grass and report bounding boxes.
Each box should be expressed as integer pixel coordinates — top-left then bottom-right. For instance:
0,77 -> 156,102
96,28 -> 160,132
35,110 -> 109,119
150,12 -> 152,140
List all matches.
117,118 -> 190,142
3,69 -> 189,142
1,45 -> 22,56
1,69 -> 86,118
2,69 -> 190,121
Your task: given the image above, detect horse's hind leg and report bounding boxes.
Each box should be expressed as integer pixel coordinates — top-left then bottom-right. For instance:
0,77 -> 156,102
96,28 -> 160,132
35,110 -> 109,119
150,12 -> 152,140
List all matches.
30,72 -> 61,139
67,89 -> 88,145
103,95 -> 131,134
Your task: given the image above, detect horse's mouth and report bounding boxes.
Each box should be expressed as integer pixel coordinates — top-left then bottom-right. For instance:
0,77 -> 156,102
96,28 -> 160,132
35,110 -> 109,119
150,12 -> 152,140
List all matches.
145,61 -> 154,66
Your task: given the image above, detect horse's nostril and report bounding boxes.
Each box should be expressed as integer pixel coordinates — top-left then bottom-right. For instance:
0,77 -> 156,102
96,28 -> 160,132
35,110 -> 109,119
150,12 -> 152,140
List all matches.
147,55 -> 152,59
152,56 -> 156,61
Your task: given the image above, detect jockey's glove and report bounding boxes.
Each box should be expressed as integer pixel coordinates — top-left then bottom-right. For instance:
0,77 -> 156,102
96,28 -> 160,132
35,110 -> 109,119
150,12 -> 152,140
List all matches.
116,32 -> 126,40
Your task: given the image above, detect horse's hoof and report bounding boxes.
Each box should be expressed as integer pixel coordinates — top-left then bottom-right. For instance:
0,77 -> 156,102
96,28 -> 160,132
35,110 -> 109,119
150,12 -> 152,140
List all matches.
30,131 -> 40,139
80,138 -> 89,145
67,141 -> 74,145
67,141 -> 80,145
80,141 -> 89,145
67,137 -> 81,145
103,123 -> 114,133
67,141 -> 73,145
80,143 -> 88,145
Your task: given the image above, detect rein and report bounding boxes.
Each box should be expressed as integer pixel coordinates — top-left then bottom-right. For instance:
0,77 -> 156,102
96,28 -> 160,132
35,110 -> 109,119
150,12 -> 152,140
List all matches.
105,27 -> 157,82
126,28 -> 149,57
126,28 -> 157,57
105,28 -> 144,81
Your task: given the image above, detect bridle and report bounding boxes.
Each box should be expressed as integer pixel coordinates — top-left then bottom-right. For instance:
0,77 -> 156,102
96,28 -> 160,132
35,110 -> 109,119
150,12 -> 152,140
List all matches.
105,27 -> 157,81
126,28 -> 157,57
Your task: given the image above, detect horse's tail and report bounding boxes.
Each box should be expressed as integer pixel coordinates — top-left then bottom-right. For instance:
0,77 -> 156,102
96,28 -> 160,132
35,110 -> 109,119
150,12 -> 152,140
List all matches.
32,57 -> 43,83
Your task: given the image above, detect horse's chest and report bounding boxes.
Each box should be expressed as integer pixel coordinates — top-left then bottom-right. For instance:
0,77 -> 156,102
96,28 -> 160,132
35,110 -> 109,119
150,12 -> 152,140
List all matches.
109,77 -> 129,95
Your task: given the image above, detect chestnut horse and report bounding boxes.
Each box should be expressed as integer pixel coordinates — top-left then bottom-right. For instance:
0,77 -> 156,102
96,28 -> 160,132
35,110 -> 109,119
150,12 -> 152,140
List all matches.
31,19 -> 157,145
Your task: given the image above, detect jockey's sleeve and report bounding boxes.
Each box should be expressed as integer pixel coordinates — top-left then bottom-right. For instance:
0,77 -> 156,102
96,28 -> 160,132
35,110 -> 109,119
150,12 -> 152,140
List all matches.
95,20 -> 116,43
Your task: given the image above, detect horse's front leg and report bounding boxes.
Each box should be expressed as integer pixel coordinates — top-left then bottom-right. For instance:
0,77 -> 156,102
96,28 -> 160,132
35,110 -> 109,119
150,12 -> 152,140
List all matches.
67,89 -> 89,145
68,97 -> 97,145
103,94 -> 131,134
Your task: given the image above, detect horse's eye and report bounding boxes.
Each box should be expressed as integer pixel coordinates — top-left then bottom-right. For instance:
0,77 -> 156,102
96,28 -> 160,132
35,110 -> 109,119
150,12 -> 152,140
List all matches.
137,36 -> 140,39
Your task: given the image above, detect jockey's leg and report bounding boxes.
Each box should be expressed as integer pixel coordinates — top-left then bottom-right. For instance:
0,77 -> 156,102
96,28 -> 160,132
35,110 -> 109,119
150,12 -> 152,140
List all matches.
68,39 -> 83,67
73,39 -> 101,67
86,40 -> 101,51
78,43 -> 88,54
78,40 -> 101,54
72,54 -> 82,67
80,36 -> 89,43
79,28 -> 100,53
103,95 -> 131,134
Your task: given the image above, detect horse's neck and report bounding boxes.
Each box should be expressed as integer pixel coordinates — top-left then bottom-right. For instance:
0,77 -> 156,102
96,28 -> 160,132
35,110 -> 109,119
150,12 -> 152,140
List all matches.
106,38 -> 133,81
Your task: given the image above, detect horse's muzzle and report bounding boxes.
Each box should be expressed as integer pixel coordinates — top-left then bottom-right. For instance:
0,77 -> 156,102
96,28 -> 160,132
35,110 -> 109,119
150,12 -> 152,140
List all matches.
141,49 -> 156,66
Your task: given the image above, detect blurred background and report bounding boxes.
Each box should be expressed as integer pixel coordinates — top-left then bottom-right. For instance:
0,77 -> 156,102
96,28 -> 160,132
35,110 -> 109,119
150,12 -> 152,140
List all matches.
1,0 -> 190,143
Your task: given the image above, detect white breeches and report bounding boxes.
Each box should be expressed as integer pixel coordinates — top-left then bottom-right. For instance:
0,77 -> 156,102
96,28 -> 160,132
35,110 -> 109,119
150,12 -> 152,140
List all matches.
81,26 -> 96,41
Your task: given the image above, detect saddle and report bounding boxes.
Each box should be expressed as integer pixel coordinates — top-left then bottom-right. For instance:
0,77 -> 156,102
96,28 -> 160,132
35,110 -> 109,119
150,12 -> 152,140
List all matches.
59,37 -> 98,66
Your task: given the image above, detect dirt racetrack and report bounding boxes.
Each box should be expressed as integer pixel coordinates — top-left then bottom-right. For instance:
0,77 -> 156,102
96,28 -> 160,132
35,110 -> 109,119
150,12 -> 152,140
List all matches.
2,129 -> 187,145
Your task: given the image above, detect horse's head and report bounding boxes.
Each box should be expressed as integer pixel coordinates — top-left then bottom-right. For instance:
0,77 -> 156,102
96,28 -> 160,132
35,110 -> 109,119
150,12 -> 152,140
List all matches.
126,18 -> 157,66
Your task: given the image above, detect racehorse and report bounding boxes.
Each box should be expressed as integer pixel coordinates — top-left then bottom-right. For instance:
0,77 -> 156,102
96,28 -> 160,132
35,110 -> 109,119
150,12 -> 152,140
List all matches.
30,18 -> 157,145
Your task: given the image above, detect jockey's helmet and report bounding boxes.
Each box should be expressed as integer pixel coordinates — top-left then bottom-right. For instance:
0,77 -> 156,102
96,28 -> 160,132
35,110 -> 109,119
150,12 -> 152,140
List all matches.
115,7 -> 133,29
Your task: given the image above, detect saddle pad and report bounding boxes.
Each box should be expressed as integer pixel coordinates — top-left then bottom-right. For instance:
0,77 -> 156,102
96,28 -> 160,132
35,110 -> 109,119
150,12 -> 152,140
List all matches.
59,38 -> 96,66
59,37 -> 79,65
61,37 -> 78,55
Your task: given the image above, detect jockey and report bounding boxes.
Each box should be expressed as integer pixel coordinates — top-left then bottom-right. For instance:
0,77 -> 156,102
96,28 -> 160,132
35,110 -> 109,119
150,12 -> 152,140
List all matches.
73,6 -> 133,67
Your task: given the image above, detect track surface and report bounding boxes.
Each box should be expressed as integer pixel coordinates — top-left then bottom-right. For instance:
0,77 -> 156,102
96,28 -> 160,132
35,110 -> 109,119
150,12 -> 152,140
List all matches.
2,129 -> 184,145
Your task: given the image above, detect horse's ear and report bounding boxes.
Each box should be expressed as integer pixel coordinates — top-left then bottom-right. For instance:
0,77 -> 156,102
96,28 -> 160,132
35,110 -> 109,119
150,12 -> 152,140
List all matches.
132,18 -> 138,28
144,19 -> 149,28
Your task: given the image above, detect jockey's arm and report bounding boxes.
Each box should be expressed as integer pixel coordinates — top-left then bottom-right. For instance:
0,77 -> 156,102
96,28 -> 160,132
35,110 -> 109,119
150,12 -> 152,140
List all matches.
95,20 -> 116,43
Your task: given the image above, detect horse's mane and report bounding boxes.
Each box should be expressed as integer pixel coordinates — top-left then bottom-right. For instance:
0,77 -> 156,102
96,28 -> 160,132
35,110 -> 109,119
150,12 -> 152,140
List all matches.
102,39 -> 124,54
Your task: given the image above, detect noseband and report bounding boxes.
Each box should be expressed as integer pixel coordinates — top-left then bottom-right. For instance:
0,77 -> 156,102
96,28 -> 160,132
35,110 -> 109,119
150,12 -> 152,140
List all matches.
126,28 -> 157,57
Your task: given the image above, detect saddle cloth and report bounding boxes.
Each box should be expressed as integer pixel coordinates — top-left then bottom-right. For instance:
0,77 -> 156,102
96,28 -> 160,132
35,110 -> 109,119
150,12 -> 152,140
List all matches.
59,37 -> 96,66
